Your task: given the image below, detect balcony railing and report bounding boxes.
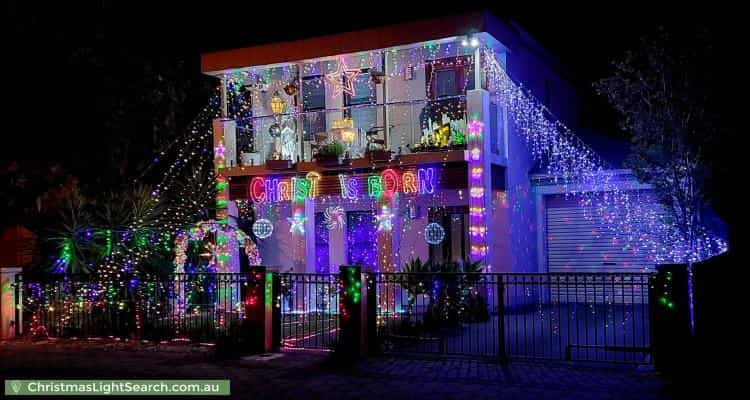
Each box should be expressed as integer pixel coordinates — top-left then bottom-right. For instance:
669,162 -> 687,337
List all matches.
234,96 -> 467,168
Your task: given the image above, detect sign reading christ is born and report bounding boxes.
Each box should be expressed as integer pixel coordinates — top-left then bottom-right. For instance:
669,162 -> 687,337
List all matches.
229,164 -> 467,203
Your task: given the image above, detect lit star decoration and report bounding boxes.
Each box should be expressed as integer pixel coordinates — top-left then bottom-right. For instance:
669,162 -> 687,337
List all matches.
325,58 -> 361,96
214,143 -> 226,160
287,211 -> 307,235
375,205 -> 394,232
324,206 -> 345,230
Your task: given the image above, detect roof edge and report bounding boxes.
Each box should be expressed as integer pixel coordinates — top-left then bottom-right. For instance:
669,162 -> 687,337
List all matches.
201,11 -> 497,74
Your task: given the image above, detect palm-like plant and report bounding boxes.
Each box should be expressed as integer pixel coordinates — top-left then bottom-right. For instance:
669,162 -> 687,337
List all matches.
46,188 -> 96,274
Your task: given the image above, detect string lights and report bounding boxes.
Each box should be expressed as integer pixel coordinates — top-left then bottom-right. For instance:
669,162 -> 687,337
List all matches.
482,48 -> 726,263
25,33 -> 728,341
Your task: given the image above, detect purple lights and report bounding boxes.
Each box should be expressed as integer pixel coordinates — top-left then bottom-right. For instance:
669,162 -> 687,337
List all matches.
347,211 -> 377,269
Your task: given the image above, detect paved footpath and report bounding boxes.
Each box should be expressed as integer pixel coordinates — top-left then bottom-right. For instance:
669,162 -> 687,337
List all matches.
0,340 -> 671,399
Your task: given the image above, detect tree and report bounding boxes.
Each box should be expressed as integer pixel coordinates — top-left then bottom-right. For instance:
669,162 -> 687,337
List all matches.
595,26 -> 722,263
595,27 -> 728,335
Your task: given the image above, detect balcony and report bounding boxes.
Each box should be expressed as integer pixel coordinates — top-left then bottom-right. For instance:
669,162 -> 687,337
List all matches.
229,96 -> 467,174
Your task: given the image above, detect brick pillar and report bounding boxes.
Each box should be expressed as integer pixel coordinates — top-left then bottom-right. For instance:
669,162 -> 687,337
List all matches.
338,265 -> 365,356
243,266 -> 280,353
650,264 -> 691,373
0,266 -> 22,339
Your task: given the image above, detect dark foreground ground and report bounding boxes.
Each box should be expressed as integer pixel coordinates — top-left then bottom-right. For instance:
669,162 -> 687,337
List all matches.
0,339 -> 670,399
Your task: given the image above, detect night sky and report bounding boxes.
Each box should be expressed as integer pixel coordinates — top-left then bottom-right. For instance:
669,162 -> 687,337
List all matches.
3,2 -> 741,192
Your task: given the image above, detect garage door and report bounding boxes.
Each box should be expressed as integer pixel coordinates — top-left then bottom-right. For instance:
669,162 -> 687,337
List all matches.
546,194 -> 656,273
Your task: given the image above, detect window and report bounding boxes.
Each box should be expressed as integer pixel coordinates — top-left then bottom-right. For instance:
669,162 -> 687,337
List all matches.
343,69 -> 377,150
428,207 -> 469,263
435,69 -> 457,98
302,75 -> 326,141
490,101 -> 498,155
302,76 -> 326,111
426,56 -> 475,99
344,69 -> 376,106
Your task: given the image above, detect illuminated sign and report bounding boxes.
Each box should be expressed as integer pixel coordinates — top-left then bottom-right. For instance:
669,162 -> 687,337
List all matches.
246,168 -> 436,203
343,167 -> 435,199
249,172 -> 320,203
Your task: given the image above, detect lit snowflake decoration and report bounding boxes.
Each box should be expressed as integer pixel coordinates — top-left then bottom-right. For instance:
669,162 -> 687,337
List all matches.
324,206 -> 345,230
287,211 -> 307,235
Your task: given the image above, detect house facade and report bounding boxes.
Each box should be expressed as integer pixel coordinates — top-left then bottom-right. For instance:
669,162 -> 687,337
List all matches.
200,12 -> 656,276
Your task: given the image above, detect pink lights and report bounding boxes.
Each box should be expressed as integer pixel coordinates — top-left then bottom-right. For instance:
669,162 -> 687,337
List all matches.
467,111 -> 487,262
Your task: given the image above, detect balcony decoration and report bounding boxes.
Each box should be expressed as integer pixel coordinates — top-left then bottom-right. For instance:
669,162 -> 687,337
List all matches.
266,120 -> 294,169
269,91 -> 285,115
365,126 -> 390,162
314,139 -> 345,166
451,120 -> 467,147
326,58 -> 361,96
283,82 -> 298,96
332,118 -> 356,143
268,122 -> 282,138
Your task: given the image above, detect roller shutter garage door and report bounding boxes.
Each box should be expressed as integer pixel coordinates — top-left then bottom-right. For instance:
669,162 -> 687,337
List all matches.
546,195 -> 655,273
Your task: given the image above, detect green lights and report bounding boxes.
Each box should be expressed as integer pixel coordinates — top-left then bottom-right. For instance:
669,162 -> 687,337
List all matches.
367,176 -> 383,199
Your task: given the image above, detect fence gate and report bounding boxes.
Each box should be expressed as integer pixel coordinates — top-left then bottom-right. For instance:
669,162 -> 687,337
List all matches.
372,272 -> 652,364
277,273 -> 339,350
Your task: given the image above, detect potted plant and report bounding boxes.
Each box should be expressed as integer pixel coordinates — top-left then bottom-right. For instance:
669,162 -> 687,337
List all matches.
315,140 -> 345,166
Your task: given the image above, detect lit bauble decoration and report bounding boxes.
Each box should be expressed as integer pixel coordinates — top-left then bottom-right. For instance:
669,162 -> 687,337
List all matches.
252,218 -> 274,239
268,123 -> 282,138
269,91 -> 285,115
425,222 -> 445,245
